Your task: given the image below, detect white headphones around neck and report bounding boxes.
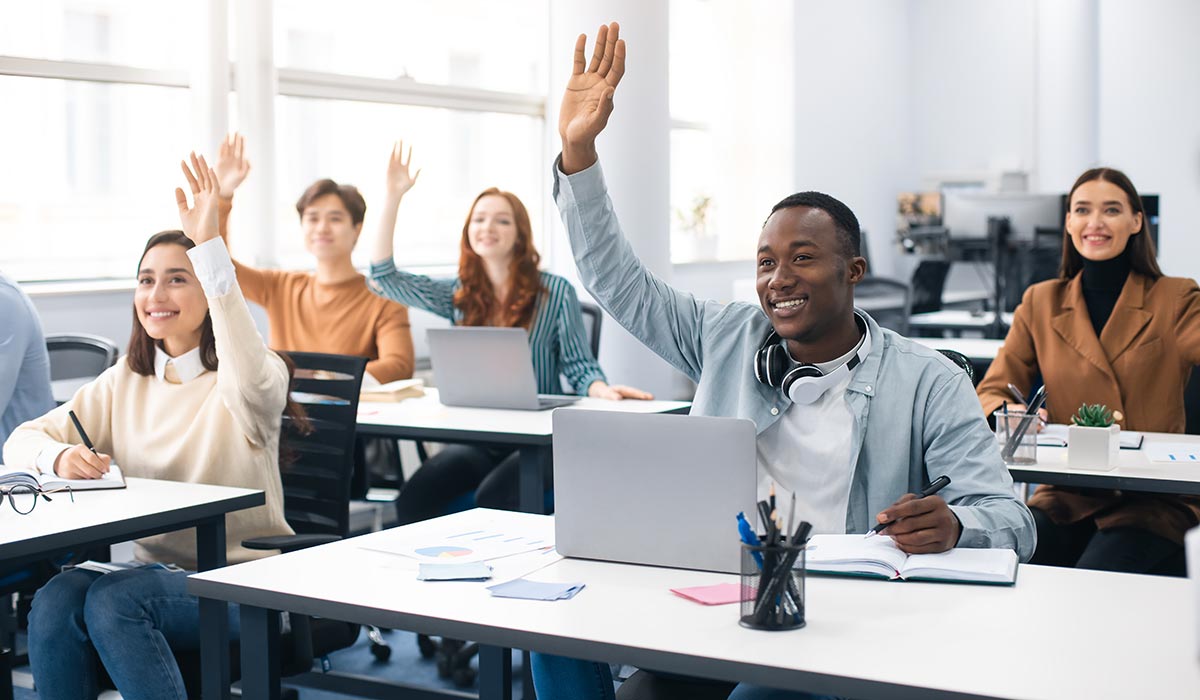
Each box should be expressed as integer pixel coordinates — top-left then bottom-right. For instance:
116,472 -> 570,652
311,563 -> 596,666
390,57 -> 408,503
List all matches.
753,311 -> 871,405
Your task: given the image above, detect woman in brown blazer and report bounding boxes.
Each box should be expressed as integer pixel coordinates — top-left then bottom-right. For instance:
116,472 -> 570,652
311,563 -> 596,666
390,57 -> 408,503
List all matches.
977,167 -> 1200,575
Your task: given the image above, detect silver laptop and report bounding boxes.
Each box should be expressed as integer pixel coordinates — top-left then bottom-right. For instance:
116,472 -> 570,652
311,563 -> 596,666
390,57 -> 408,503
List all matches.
553,410 -> 758,573
427,327 -> 581,411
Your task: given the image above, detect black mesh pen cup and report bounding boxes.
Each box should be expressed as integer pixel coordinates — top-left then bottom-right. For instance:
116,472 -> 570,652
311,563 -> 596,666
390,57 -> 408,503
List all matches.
739,541 -> 806,631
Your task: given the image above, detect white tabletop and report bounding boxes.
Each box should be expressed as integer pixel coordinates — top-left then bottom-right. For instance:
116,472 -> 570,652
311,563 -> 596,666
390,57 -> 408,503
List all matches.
912,337 -> 1004,361
190,510 -> 1200,700
356,388 -> 691,441
0,477 -> 264,565
909,310 -> 1015,329
1010,431 -> 1200,495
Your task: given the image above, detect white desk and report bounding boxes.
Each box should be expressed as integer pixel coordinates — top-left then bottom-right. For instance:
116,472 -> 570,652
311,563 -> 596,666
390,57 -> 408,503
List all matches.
1,478 -> 264,700
1010,431 -> 1200,496
909,310 -> 1015,337
912,337 -> 1004,362
356,389 -> 691,513
190,509 -> 1200,700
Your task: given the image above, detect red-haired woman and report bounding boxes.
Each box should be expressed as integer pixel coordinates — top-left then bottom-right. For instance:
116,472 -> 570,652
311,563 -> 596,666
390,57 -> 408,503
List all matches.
369,143 -> 650,523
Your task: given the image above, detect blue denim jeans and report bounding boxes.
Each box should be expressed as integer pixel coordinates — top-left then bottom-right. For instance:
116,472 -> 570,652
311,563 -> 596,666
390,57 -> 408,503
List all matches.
28,565 -> 241,700
531,653 -> 616,700
530,654 -> 840,700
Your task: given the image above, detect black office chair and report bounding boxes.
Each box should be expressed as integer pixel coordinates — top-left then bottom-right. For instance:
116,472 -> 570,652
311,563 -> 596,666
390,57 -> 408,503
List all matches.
909,260 -> 951,315
936,349 -> 976,385
856,275 -> 912,336
171,352 -> 391,698
45,333 -> 120,404
579,301 -> 603,359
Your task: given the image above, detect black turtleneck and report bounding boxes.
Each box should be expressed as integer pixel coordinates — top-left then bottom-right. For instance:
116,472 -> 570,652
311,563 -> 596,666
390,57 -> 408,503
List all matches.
1080,252 -> 1131,337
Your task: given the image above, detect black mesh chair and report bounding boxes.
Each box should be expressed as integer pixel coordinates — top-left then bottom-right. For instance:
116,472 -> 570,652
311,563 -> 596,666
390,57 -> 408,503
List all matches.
579,301 -> 603,359
45,333 -> 120,404
937,349 -> 976,384
171,352 -> 390,698
909,260 -> 951,315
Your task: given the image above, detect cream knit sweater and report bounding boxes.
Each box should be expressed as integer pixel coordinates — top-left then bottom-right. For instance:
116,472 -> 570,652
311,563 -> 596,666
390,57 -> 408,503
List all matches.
4,255 -> 293,568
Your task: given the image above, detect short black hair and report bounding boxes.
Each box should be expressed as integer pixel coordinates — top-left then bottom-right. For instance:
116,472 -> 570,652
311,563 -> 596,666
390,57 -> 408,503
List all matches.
767,191 -> 861,258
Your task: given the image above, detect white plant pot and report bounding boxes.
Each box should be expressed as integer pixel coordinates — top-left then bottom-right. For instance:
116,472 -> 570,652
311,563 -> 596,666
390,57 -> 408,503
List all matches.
1067,424 -> 1120,471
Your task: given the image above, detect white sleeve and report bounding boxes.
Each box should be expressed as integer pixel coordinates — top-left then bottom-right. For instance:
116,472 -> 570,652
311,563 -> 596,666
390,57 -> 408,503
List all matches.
186,238 -> 237,298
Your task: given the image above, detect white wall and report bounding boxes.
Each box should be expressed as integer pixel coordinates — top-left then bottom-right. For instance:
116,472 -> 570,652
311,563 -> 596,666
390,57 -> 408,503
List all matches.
1097,0 -> 1200,279
792,0 -> 915,278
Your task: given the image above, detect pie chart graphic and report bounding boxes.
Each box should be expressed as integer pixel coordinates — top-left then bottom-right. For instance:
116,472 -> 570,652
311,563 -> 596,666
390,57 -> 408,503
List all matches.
416,545 -> 473,559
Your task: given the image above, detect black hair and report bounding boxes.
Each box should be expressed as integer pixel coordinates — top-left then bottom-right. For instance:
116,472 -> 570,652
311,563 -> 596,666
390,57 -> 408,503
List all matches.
767,191 -> 862,258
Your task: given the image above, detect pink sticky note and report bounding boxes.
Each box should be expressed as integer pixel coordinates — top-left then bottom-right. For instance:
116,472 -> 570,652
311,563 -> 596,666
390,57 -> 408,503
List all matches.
670,582 -> 744,606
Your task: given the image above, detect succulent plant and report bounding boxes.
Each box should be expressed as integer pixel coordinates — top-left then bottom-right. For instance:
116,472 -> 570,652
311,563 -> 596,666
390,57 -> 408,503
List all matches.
1071,403 -> 1114,428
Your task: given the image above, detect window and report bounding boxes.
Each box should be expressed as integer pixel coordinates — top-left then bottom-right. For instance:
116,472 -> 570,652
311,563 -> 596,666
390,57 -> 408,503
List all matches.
0,1 -> 195,282
669,0 -> 794,264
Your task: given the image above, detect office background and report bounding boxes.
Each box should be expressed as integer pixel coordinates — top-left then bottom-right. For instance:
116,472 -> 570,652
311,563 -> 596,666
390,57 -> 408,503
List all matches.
2,0 -> 1198,400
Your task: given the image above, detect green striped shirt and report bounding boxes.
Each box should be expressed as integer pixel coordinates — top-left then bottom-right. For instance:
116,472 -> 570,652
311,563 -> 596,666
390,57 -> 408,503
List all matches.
369,258 -> 606,395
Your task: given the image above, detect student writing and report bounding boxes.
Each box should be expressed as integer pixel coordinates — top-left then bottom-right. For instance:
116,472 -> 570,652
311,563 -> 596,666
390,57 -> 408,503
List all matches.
976,166 -> 1200,575
2,155 -> 300,699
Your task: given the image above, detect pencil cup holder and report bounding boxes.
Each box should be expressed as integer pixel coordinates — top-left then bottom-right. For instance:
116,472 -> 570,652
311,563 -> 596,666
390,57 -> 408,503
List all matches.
739,541 -> 806,631
994,410 -> 1038,465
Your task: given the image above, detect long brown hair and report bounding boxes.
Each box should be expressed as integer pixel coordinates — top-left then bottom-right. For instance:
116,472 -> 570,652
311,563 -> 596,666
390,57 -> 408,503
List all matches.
452,188 -> 544,328
127,231 -> 311,463
1061,167 -> 1162,280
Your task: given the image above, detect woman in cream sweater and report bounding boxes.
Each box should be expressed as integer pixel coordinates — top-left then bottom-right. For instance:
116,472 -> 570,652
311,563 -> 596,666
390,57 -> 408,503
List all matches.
2,155 -> 298,700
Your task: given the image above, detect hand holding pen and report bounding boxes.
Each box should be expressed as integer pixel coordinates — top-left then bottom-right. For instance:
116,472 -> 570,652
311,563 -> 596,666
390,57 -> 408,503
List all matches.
867,475 -> 962,554
55,410 -> 111,480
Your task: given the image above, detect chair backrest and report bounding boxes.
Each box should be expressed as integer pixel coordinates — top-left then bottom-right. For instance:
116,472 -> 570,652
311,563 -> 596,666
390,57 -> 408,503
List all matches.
579,301 -> 603,359
936,349 -> 976,385
44,333 -> 119,380
855,276 -> 912,336
282,352 -> 368,538
909,260 -> 951,315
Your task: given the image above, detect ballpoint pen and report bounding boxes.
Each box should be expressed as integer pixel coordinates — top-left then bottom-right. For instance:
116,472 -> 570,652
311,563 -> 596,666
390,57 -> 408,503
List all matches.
864,475 -> 952,538
68,410 -> 99,456
1006,383 -> 1027,406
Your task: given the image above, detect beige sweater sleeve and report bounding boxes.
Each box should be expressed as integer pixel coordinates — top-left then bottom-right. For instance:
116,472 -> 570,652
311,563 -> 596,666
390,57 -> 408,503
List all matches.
3,364 -> 119,472
191,240 -> 290,449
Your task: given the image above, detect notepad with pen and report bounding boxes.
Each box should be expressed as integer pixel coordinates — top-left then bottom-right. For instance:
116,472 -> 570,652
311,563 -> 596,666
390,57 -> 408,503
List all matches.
805,534 -> 1018,585
0,463 -> 126,492
1035,424 -> 1144,450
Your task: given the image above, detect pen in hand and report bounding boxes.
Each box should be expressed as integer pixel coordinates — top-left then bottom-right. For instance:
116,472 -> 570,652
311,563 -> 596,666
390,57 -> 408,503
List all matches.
68,410 -> 98,456
864,475 -> 951,538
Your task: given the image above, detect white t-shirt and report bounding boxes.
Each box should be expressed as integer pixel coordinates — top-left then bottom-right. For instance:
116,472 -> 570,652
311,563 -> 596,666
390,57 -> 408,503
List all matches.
754,328 -> 868,535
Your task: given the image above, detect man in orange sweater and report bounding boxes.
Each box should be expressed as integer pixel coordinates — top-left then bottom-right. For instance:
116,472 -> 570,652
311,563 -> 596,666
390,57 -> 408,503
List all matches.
213,133 -> 415,385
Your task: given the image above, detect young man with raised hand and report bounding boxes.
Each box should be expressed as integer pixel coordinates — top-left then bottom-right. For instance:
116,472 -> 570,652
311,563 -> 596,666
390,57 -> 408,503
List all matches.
532,22 -> 1036,700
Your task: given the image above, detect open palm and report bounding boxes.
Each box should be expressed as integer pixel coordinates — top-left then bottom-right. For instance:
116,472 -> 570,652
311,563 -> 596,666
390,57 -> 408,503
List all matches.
385,140 -> 421,199
214,132 -> 251,197
175,152 -> 221,244
559,22 -> 626,150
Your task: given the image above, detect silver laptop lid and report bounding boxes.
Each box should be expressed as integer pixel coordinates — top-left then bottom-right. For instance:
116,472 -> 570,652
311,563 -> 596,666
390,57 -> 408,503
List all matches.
553,410 -> 757,573
427,327 -> 546,410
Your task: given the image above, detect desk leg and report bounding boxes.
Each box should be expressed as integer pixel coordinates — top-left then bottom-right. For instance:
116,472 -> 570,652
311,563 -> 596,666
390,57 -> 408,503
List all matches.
197,517 -> 230,700
518,445 -> 552,514
479,645 -> 513,700
240,605 -> 280,700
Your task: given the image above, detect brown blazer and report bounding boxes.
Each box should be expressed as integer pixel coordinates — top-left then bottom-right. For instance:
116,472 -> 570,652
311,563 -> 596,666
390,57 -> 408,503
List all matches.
977,271 -> 1200,543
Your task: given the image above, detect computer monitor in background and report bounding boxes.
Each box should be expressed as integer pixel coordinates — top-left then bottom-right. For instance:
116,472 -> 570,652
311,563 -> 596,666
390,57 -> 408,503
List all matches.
1059,193 -> 1159,250
942,192 -> 1063,240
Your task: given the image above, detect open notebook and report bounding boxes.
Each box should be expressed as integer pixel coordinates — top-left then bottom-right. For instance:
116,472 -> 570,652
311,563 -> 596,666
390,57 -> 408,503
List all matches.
1,463 -> 126,492
1036,423 -> 1144,450
805,534 -> 1018,585
360,378 -> 425,403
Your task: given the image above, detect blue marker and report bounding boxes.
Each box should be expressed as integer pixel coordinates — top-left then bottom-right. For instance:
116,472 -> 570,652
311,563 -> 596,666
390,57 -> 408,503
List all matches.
736,512 -> 763,568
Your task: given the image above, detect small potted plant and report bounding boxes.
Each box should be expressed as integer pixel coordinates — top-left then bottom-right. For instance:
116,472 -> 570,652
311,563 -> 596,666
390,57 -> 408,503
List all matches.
1068,403 -> 1120,471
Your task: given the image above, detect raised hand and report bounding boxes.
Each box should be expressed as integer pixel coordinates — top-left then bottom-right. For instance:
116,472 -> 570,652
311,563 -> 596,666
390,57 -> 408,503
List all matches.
175,153 -> 221,244
559,21 -> 626,174
385,140 -> 421,199
214,132 -> 251,197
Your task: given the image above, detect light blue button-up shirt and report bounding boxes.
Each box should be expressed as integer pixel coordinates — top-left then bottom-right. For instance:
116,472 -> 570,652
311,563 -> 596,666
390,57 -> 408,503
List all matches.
0,272 -> 54,448
554,158 -> 1035,560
